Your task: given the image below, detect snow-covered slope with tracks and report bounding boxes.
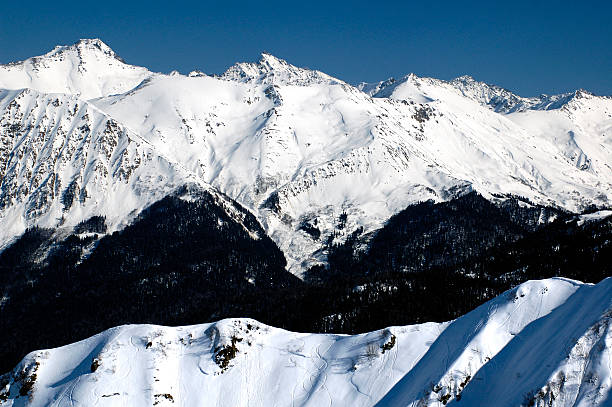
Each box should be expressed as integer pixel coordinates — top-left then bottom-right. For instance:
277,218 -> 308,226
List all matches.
1,277 -> 611,407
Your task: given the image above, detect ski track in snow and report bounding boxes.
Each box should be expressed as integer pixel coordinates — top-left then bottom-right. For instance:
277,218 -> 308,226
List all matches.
0,278 -> 610,407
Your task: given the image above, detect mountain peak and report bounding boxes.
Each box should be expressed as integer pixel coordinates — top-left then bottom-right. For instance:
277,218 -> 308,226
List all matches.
74,38 -> 111,49
220,52 -> 343,86
357,77 -> 397,96
450,74 -> 502,90
574,88 -> 594,99
453,74 -> 476,83
46,38 -> 123,63
259,52 -> 289,67
73,38 -> 116,55
0,38 -> 151,99
256,52 -> 298,75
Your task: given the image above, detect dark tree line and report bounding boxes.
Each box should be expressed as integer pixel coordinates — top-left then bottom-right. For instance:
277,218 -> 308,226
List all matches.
0,190 -> 610,373
301,193 -> 611,332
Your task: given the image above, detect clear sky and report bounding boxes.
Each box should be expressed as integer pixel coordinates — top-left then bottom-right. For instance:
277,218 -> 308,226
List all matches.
1,0 -> 610,96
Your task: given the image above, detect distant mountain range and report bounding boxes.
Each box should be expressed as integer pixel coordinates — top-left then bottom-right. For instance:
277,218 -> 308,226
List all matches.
1,38 -> 610,274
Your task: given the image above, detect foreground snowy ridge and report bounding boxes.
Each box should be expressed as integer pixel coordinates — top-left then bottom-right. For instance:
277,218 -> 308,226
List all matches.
1,277 -> 611,407
1,39 -> 611,274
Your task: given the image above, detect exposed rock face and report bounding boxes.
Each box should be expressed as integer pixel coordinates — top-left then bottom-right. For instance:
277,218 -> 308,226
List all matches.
0,88 -> 186,245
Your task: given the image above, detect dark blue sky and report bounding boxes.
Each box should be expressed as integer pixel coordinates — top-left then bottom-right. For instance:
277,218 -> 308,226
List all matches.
1,1 -> 610,96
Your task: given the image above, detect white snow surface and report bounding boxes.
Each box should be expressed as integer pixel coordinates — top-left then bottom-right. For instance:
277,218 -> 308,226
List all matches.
2,277 -> 611,407
0,39 -> 152,100
1,40 -> 611,274
578,210 -> 612,226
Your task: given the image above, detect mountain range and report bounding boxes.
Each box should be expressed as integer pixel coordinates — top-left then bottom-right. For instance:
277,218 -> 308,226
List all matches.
1,38 -> 610,274
0,39 -> 611,406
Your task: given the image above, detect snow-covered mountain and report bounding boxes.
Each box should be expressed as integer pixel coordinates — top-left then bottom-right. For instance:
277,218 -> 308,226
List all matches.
1,39 -> 611,274
0,39 -> 152,100
1,277 -> 610,407
362,74 -> 586,113
448,75 -> 579,113
220,51 -> 344,86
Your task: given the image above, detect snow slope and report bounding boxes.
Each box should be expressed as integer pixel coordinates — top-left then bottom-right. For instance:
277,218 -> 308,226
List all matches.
0,87 -> 191,246
1,40 -> 611,274
0,87 -> 257,249
1,277 -> 610,407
